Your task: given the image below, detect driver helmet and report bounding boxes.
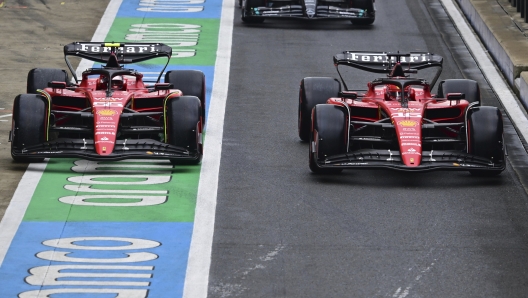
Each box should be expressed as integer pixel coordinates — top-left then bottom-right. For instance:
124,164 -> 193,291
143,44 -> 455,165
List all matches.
386,85 -> 401,101
111,76 -> 124,90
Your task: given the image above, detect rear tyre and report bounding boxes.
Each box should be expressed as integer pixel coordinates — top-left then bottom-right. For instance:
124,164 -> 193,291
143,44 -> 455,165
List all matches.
309,104 -> 347,174
165,70 -> 206,123
351,0 -> 375,25
466,106 -> 504,176
11,94 -> 47,162
27,68 -> 68,94
242,0 -> 265,23
437,79 -> 481,105
298,77 -> 341,141
166,96 -> 203,165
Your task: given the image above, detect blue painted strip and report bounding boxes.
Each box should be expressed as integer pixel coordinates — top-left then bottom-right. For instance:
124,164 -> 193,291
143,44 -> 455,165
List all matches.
117,0 -> 223,19
0,222 -> 192,297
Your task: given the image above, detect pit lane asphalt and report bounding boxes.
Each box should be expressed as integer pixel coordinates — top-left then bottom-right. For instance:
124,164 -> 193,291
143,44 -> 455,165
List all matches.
0,0 -> 109,221
208,0 -> 528,297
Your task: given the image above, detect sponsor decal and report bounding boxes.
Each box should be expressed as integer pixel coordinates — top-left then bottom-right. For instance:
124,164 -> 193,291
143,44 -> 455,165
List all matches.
390,108 -> 421,112
401,143 -> 421,147
94,102 -> 124,107
148,152 -> 178,156
96,125 -> 116,128
344,53 -> 432,63
340,162 -> 368,166
392,112 -> 422,118
402,152 -> 422,156
398,120 -> 418,127
95,132 -> 116,135
95,141 -> 115,144
402,128 -> 416,131
96,121 -> 115,124
400,136 -> 420,139
36,151 -> 64,154
94,97 -> 125,101
407,148 -> 417,152
99,117 -> 114,121
453,163 -> 483,168
410,158 -> 415,163
79,44 -> 158,54
97,110 -> 117,116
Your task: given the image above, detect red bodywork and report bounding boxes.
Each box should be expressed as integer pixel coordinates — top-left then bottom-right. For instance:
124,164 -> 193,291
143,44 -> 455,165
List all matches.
326,83 -> 468,168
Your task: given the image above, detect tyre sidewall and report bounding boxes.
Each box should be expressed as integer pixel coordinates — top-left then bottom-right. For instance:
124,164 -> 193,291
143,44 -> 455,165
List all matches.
466,106 -> 504,161
166,95 -> 203,164
299,77 -> 341,141
27,68 -> 68,94
165,70 -> 206,120
437,79 -> 480,105
11,94 -> 48,162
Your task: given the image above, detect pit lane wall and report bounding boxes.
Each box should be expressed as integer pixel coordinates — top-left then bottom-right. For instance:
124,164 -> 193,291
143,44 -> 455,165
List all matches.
454,0 -> 528,110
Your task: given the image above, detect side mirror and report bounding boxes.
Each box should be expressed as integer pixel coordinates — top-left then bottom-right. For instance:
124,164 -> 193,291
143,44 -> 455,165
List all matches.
340,91 -> 358,100
155,83 -> 173,91
48,81 -> 67,89
446,93 -> 465,100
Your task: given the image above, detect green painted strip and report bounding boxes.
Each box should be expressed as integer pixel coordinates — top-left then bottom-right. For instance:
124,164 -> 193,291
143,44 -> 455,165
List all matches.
23,159 -> 200,222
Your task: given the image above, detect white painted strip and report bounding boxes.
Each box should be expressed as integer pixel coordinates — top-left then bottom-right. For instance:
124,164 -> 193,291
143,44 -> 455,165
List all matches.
182,0 -> 234,297
0,114 -> 12,118
0,0 -> 122,267
0,162 -> 47,265
441,0 -> 528,141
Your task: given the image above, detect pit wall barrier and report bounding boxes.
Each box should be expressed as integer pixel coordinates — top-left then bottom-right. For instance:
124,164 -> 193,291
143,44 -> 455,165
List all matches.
454,0 -> 528,109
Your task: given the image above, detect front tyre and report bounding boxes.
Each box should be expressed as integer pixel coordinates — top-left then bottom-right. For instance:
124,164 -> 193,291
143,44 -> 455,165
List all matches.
466,106 -> 504,176
298,77 -> 341,141
309,104 -> 347,174
11,94 -> 48,162
166,96 -> 203,165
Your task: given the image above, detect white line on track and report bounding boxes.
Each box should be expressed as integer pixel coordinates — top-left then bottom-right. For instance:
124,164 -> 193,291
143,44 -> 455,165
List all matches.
441,0 -> 528,141
0,0 -> 123,268
182,0 -> 234,297
0,114 -> 12,118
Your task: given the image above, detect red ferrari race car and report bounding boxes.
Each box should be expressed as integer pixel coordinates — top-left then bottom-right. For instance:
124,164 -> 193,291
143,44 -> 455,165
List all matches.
10,42 -> 205,164
241,0 -> 375,25
298,51 -> 505,176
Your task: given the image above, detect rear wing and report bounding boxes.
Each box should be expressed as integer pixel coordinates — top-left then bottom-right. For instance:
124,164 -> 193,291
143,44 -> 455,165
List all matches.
64,42 -> 172,83
333,51 -> 444,90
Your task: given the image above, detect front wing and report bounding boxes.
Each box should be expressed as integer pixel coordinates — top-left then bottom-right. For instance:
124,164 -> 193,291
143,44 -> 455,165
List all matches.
247,5 -> 370,20
11,138 -> 200,162
311,149 -> 506,173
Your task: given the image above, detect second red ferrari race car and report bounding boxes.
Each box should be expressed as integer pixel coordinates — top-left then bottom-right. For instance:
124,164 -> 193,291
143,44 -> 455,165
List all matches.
10,42 -> 205,164
298,51 -> 505,175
